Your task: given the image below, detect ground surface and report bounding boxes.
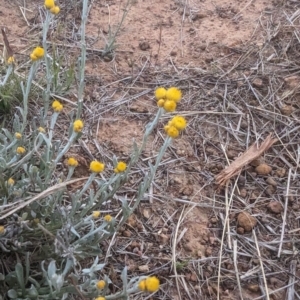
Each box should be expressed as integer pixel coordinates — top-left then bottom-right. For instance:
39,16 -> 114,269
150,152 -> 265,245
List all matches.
2,0 -> 300,299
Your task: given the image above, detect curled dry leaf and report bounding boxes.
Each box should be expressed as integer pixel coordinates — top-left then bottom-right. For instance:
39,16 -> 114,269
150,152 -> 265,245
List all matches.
215,134 -> 277,186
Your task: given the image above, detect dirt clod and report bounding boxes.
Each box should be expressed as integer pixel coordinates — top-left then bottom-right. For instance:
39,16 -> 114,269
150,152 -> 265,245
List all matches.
252,78 -> 263,87
268,201 -> 283,214
256,163 -> 272,175
280,105 -> 294,116
139,41 -> 150,51
247,284 -> 260,292
237,212 -> 257,232
284,75 -> 300,88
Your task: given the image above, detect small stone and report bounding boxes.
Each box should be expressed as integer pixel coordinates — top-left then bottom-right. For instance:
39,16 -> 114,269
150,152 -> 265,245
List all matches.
280,105 -> 294,116
248,284 -> 260,292
256,163 -> 272,175
123,230 -> 131,237
265,185 -> 276,195
237,212 -> 257,232
139,41 -> 150,51
266,177 -> 277,186
227,150 -> 237,159
210,217 -> 218,224
276,168 -> 286,177
138,265 -> 149,272
267,201 -> 283,214
192,13 -> 207,20
250,159 -> 261,167
205,247 -> 212,257
284,75 -> 300,88
237,227 -> 245,234
252,78 -> 263,88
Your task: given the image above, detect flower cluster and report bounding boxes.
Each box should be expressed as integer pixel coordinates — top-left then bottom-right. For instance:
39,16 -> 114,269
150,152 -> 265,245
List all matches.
44,0 -> 60,14
30,47 -> 45,61
164,115 -> 187,138
114,161 -> 127,173
52,100 -> 63,112
138,276 -> 160,293
73,120 -> 84,133
16,146 -> 26,155
67,157 -> 78,167
155,87 -> 182,112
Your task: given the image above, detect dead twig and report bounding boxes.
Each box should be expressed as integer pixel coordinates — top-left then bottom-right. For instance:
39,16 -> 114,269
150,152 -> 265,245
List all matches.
216,133 -> 277,186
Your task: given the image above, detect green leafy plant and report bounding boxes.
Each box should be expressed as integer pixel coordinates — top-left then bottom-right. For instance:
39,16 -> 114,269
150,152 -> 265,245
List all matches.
0,1 -> 187,299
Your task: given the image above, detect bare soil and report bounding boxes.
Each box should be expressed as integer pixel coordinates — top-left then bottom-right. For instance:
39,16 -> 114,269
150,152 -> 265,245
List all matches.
2,0 -> 300,299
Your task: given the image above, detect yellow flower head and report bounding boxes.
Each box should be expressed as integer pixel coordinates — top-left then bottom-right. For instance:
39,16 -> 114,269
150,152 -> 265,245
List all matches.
67,157 -> 78,167
166,87 -> 182,103
7,56 -> 15,64
104,215 -> 112,222
30,47 -> 45,60
114,161 -> 127,173
95,297 -> 105,300
52,100 -> 63,112
138,280 -> 146,291
163,100 -> 177,112
16,146 -> 26,155
92,211 -> 101,218
50,6 -> 60,14
169,116 -> 187,131
7,178 -> 15,186
0,226 -> 5,235
157,99 -> 165,107
164,125 -> 179,138
73,119 -> 84,133
90,161 -> 105,173
138,276 -> 160,293
30,54 -> 38,61
96,280 -> 106,289
44,0 -> 55,9
155,87 -> 167,100
38,127 -> 46,133
15,132 -> 22,139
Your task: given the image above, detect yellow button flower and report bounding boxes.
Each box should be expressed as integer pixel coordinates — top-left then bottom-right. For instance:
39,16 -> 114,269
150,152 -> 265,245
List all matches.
7,178 -> 15,186
104,215 -> 112,222
52,100 -> 63,112
15,132 -> 22,139
73,119 -> 84,133
155,87 -> 167,100
114,161 -> 127,173
95,297 -> 105,300
164,125 -> 179,138
7,56 -> 15,64
157,99 -> 165,107
44,0 -> 55,9
90,161 -> 105,173
169,116 -> 187,130
0,226 -> 5,235
138,276 -> 160,293
67,157 -> 78,167
16,146 -> 26,155
50,6 -> 60,14
30,47 -> 45,61
166,87 -> 182,103
92,211 -> 101,218
38,127 -> 46,133
96,280 -> 106,289
163,100 -> 176,112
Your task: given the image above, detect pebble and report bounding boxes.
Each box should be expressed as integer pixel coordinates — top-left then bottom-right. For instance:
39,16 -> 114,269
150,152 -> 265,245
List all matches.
256,163 -> 272,175
267,201 -> 283,214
